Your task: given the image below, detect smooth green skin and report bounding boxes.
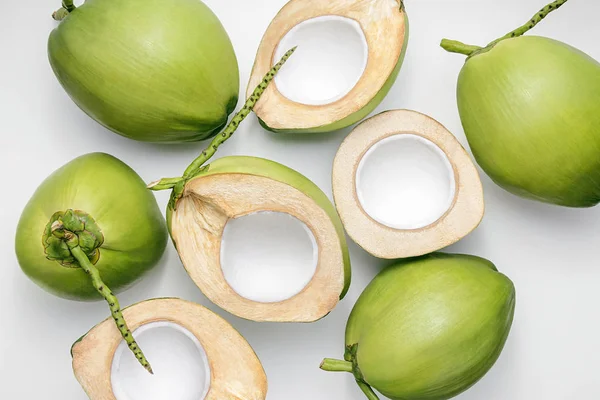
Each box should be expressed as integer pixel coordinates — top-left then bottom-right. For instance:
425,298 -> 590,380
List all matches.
48,0 -> 239,143
167,156 -> 352,298
346,253 -> 515,400
260,14 -> 409,134
16,153 -> 168,300
458,36 -> 600,207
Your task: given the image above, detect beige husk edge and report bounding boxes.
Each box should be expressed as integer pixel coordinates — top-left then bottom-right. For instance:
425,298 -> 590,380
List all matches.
170,173 -> 345,322
248,0 -> 406,130
333,109 -> 485,259
72,298 -> 267,400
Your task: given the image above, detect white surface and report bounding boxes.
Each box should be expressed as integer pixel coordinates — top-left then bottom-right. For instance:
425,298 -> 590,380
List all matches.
356,134 -> 456,229
2,0 -> 600,399
274,16 -> 368,105
111,322 -> 210,400
220,211 -> 318,303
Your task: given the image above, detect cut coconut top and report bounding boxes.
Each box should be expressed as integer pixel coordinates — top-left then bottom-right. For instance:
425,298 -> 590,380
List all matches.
72,298 -> 267,400
170,156 -> 350,322
333,110 -> 484,259
248,0 -> 407,132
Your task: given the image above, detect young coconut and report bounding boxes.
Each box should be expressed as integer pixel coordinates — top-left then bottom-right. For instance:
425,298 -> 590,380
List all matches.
150,49 -> 351,322
247,0 -> 408,133
442,0 -> 600,207
321,253 -> 516,400
72,298 -> 267,400
332,110 -> 484,259
16,153 -> 168,373
49,0 -> 239,142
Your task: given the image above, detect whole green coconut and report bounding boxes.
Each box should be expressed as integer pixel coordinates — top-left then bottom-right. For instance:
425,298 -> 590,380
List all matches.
16,153 -> 168,372
16,153 -> 167,300
321,253 -> 515,400
442,0 -> 600,207
49,0 -> 239,143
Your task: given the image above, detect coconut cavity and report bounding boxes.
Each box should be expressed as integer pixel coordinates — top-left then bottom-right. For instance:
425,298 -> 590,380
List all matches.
332,110 -> 485,259
221,211 -> 318,303
111,322 -> 211,400
356,134 -> 456,229
274,16 -> 368,105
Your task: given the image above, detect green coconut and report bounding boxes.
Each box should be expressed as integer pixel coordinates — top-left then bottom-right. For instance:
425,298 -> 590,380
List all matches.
48,0 -> 239,143
149,49 -> 350,322
16,153 -> 168,372
168,155 -> 351,322
247,0 -> 408,134
321,253 -> 515,400
442,0 -> 600,207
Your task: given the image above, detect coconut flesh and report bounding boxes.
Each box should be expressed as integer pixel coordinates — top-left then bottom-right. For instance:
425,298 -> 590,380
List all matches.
111,322 -> 211,400
274,16 -> 368,106
220,211 -> 319,303
332,110 -> 484,259
356,134 -> 456,230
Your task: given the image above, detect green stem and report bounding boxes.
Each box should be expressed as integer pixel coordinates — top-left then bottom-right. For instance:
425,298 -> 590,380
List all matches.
357,381 -> 380,400
147,176 -> 184,191
439,40 -> 482,56
52,0 -> 76,21
182,46 -> 297,178
441,0 -> 570,56
321,358 -> 379,400
487,0 -> 569,46
320,358 -> 354,373
65,234 -> 153,374
148,47 -> 297,203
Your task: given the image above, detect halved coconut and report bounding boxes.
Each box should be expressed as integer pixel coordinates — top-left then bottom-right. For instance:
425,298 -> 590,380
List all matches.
332,110 -> 484,259
248,0 -> 408,133
169,156 -> 351,322
71,298 -> 267,400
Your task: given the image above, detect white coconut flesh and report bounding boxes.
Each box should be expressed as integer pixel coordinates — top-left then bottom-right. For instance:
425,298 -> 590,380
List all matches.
71,298 -> 268,400
171,173 -> 345,322
356,134 -> 456,230
248,0 -> 407,130
221,211 -> 319,303
111,322 -> 211,400
274,16 -> 368,105
332,109 -> 485,259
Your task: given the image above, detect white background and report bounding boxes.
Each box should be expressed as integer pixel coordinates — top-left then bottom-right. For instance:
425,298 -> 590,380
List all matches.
2,0 -> 599,399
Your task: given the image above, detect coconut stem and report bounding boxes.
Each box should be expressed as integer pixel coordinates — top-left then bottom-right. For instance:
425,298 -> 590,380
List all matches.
320,358 -> 354,373
357,382 -> 380,400
439,40 -> 482,56
182,46 -> 297,179
52,0 -> 76,21
321,358 -> 379,399
58,231 -> 153,374
148,47 -> 296,197
441,0 -> 570,56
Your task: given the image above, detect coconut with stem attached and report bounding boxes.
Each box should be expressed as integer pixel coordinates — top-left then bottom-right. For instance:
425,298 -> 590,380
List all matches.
16,153 -> 168,373
150,49 -> 351,322
321,253 -> 515,400
442,0 -> 600,207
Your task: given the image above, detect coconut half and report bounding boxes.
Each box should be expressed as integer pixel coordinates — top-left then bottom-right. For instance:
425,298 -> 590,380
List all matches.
169,156 -> 351,322
248,0 -> 408,133
332,110 -> 484,259
71,298 -> 267,400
